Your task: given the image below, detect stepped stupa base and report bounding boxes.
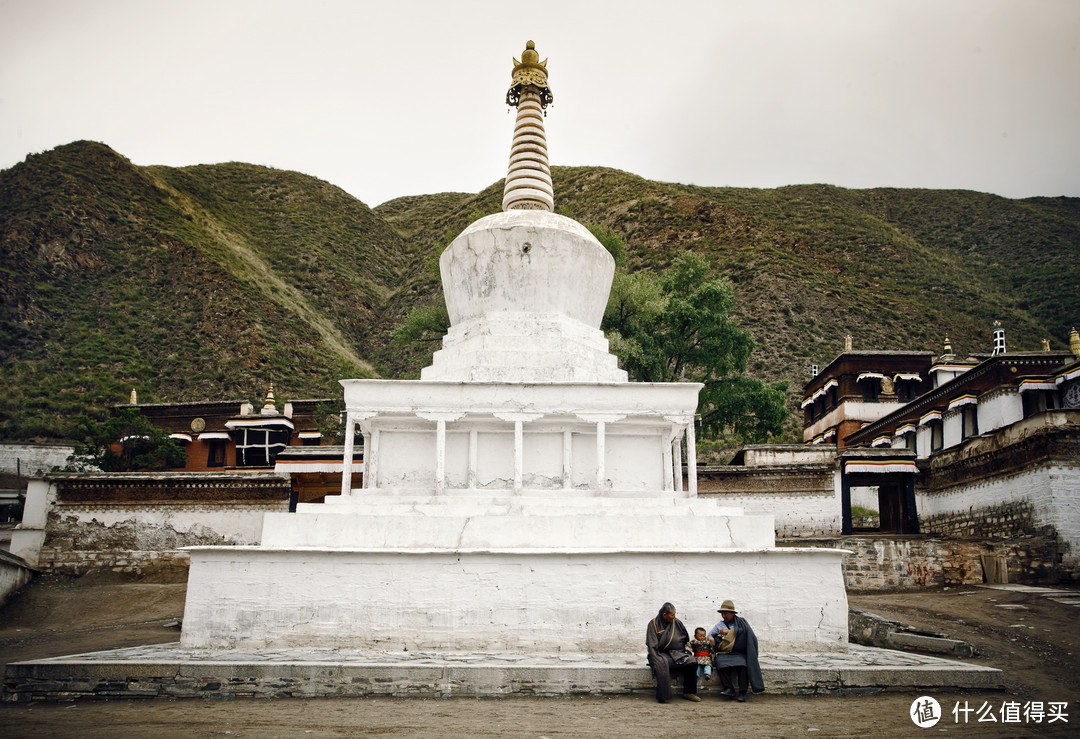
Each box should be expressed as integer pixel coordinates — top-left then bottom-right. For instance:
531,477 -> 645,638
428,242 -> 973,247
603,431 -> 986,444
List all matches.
4,644 -> 1004,701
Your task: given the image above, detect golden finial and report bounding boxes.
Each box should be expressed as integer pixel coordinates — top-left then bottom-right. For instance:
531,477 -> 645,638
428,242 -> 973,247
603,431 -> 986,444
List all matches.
129,388 -> 137,405
261,383 -> 277,415
507,40 -> 552,108
844,335 -> 852,352
1041,338 -> 1051,351
943,336 -> 953,354
1070,327 -> 1080,358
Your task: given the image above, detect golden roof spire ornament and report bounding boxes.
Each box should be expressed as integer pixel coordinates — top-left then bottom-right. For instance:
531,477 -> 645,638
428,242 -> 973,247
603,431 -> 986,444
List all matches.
1070,327 -> 1080,358
261,383 -> 278,416
502,40 -> 555,212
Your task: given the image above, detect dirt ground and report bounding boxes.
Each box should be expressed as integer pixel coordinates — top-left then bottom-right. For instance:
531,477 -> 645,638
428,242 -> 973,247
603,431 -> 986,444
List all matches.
0,574 -> 1078,738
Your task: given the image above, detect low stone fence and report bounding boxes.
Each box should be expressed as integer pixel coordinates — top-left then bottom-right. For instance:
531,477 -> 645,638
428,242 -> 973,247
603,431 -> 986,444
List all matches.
35,472 -> 290,577
783,534 -> 1066,590
697,463 -> 840,538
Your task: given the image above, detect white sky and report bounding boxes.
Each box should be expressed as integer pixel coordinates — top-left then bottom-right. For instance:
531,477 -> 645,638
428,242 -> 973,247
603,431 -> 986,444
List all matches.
2,0 -> 1078,207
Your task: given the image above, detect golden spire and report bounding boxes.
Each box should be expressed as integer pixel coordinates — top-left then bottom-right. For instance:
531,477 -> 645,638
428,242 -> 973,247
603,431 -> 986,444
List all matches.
506,40 -> 552,108
502,40 -> 555,212
261,383 -> 277,415
1070,327 -> 1080,358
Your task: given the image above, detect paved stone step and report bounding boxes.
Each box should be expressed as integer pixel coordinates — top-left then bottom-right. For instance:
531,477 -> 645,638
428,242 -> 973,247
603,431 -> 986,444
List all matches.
3,644 -> 1003,701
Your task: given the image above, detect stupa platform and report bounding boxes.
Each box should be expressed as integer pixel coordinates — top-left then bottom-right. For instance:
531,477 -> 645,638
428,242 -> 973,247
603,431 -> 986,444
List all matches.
3,644 -> 1003,701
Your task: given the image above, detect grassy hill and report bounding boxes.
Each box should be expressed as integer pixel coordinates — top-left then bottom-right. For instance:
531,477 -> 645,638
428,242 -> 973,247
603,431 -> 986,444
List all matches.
2,142 -> 1077,441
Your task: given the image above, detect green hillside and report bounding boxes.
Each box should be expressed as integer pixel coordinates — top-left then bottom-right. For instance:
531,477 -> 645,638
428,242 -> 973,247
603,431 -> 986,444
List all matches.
1,142 -> 1077,441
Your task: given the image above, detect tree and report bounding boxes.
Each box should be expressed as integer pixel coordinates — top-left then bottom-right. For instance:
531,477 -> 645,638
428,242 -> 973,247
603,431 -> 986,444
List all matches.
602,251 -> 789,442
66,408 -> 187,472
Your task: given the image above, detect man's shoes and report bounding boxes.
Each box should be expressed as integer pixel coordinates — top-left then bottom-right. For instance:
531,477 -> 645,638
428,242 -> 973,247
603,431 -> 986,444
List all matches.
683,693 -> 701,702
737,692 -> 747,702
719,688 -> 736,699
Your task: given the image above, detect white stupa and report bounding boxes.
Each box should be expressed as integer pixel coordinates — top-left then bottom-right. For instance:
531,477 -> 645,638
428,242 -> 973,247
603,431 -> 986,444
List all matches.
179,42 -> 848,655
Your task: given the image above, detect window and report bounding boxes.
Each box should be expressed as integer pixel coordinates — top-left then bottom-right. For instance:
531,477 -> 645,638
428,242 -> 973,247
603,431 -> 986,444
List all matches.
861,379 -> 881,403
961,405 -> 979,439
235,427 -> 290,467
896,380 -> 918,403
1022,390 -> 1058,418
930,421 -> 944,452
206,441 -> 226,468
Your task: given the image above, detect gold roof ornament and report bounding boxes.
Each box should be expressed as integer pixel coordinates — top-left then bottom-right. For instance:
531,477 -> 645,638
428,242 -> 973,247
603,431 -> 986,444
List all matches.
261,383 -> 278,415
506,40 -> 553,109
129,388 -> 138,405
1070,327 -> 1080,358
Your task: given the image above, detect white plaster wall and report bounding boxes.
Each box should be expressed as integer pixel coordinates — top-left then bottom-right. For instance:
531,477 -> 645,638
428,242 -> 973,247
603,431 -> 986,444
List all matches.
942,409 -> 963,450
0,558 -> 33,607
916,425 -> 932,459
918,462 -> 1080,558
10,480 -> 56,566
47,505 -> 273,549
979,390 -> 1022,434
703,492 -> 841,538
181,547 -> 849,652
0,444 -> 74,476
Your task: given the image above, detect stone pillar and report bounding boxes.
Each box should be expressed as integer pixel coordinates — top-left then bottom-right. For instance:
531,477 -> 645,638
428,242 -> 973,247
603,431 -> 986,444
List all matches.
514,420 -> 524,493
595,420 -> 606,491
367,429 -> 380,491
494,412 -> 543,494
686,419 -> 698,497
436,419 -> 447,494
361,430 -> 372,489
419,412 -> 465,494
340,413 -> 356,497
662,438 -> 674,492
673,434 -> 683,494
468,429 -> 479,490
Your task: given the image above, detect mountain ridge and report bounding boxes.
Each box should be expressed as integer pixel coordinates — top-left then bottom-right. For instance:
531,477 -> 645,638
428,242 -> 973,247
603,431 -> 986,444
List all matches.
2,140 -> 1077,441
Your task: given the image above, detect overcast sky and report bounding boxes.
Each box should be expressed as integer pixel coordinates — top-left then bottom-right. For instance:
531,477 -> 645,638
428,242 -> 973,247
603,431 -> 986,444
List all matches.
2,0 -> 1078,207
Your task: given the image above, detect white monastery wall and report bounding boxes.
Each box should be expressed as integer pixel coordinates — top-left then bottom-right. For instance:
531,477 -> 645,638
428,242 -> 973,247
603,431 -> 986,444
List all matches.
978,390 -> 1022,434
918,462 -> 1080,564
0,443 -> 73,476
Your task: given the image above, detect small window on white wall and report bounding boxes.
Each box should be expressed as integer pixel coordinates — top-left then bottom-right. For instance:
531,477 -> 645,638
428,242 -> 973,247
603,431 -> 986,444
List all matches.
962,405 -> 979,439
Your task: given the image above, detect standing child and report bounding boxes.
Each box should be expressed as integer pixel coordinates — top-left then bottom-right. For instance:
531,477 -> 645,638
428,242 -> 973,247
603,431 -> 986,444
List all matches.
686,627 -> 713,681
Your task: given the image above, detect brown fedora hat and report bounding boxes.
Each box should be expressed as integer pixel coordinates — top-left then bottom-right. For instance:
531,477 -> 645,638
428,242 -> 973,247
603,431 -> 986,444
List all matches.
716,599 -> 737,613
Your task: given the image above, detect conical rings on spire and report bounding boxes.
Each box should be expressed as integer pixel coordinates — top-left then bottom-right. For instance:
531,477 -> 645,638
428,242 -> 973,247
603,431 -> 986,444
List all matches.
503,41 -> 554,212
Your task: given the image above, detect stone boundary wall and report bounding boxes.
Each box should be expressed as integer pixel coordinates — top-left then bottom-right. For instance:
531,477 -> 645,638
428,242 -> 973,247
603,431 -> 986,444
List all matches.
697,465 -> 840,538
918,462 -> 1079,580
0,443 -> 73,477
920,500 -> 1046,540
785,535 -> 1067,589
36,473 -> 290,576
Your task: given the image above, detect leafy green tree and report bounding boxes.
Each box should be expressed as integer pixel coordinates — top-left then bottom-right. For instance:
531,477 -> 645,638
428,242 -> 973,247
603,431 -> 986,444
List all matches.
66,408 -> 187,472
391,302 -> 450,346
602,251 -> 789,442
